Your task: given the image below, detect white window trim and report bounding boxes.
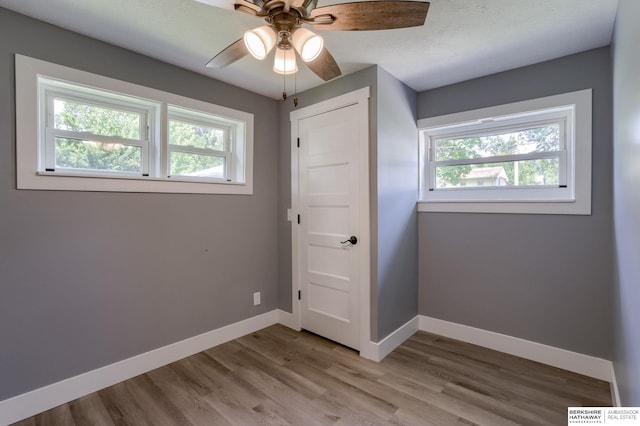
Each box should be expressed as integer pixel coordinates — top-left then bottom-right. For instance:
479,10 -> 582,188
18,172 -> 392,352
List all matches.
15,54 -> 254,195
417,89 -> 592,215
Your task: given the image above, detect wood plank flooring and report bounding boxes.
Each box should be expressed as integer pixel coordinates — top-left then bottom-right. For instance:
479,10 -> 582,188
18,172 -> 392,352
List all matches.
13,325 -> 612,425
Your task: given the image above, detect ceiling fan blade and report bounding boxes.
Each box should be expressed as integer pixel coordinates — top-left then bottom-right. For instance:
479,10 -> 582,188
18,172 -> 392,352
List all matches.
310,1 -> 429,31
245,0 -> 265,8
301,0 -> 319,12
292,0 -> 318,16
206,39 -> 249,68
305,47 -> 341,81
235,0 -> 263,15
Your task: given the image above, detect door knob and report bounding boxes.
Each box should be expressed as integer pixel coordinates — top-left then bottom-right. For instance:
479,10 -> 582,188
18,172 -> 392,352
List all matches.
340,236 -> 358,245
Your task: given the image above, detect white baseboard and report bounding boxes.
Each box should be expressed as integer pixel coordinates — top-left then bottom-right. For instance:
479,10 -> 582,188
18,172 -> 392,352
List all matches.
0,310 -> 279,426
419,315 -> 613,382
367,316 -> 420,362
610,364 -> 622,407
277,309 -> 299,331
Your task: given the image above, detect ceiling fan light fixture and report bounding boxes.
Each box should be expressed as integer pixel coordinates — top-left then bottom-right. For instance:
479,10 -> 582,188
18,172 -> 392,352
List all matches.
273,47 -> 298,75
292,28 -> 324,62
243,26 -> 276,60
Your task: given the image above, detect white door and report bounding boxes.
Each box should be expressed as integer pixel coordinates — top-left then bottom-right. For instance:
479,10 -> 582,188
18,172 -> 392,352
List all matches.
296,102 -> 364,350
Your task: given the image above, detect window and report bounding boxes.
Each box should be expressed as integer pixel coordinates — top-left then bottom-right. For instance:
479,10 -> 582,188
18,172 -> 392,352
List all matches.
167,106 -> 245,182
42,78 -> 156,177
428,114 -> 566,191
418,89 -> 592,214
16,54 -> 253,194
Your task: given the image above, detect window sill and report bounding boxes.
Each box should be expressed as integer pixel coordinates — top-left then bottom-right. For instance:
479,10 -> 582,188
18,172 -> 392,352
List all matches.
417,199 -> 590,215
19,172 -> 252,195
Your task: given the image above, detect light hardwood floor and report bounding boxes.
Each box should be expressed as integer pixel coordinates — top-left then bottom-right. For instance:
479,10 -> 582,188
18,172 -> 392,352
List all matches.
14,325 -> 612,425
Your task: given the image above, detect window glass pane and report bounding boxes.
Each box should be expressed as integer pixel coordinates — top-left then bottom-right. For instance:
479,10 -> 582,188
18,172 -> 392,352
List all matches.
170,151 -> 225,178
169,119 -> 225,151
53,98 -> 141,139
434,124 -> 560,161
55,137 -> 142,172
435,158 -> 560,189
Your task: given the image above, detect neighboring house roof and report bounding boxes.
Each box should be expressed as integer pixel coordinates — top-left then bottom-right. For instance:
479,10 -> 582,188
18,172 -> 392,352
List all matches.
465,167 -> 508,180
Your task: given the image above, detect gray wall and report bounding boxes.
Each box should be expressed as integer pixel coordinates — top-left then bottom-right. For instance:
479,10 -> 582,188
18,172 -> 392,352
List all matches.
374,67 -> 419,341
612,0 -> 640,406
417,48 -> 613,358
0,8 -> 279,401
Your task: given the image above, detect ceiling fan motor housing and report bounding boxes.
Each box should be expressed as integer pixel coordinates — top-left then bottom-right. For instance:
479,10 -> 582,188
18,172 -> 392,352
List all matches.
268,8 -> 302,49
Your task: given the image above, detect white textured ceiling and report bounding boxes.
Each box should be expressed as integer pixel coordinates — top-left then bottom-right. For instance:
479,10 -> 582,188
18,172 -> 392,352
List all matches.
0,0 -> 619,99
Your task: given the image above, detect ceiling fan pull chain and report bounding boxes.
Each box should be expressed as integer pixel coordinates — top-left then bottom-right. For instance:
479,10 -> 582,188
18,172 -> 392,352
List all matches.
282,56 -> 287,101
294,69 -> 298,107
283,48 -> 288,100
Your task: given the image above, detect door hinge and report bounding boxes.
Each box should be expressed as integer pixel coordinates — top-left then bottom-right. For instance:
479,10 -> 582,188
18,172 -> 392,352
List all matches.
298,290 -> 301,300
297,214 -> 301,224
297,137 -> 300,148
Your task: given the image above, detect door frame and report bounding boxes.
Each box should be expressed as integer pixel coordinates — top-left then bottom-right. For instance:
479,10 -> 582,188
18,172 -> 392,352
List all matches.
290,87 -> 375,359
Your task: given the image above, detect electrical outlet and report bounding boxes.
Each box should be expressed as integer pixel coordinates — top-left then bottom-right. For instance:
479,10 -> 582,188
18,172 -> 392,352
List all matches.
253,292 -> 261,306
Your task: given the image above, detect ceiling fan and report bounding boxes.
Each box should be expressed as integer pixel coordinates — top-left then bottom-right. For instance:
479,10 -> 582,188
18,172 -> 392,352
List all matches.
198,0 -> 430,82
